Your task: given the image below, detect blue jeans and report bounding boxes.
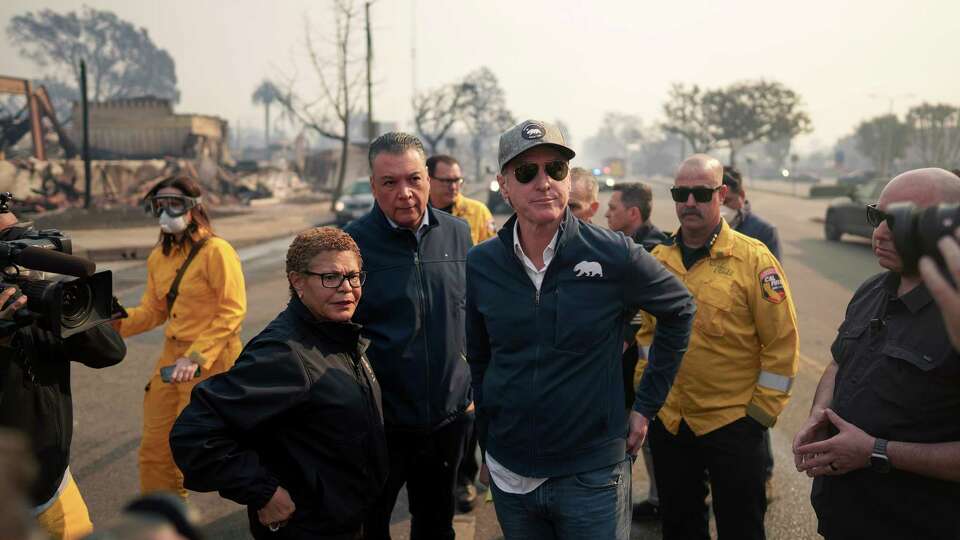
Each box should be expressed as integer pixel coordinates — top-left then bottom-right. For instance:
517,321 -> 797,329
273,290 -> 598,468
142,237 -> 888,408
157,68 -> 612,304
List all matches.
490,456 -> 632,540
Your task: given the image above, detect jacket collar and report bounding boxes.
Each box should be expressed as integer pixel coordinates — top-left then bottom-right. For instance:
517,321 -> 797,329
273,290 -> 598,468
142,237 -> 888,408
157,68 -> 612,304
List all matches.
497,207 -> 580,254
880,271 -> 933,313
371,201 -> 438,237
661,219 -> 737,273
287,296 -> 369,353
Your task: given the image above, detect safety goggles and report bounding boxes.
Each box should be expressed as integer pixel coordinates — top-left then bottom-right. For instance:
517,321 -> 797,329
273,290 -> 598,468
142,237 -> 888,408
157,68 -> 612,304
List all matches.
513,160 -> 569,184
670,186 -> 721,203
144,195 -> 202,218
301,270 -> 367,289
866,203 -> 894,228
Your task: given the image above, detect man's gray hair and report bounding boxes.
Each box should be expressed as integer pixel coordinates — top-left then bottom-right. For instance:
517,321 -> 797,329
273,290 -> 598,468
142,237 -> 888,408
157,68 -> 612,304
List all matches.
368,132 -> 427,169
570,167 -> 599,202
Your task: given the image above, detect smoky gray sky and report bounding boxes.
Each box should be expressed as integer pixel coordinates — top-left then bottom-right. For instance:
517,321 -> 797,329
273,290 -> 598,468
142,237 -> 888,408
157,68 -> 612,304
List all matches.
2,0 -> 958,154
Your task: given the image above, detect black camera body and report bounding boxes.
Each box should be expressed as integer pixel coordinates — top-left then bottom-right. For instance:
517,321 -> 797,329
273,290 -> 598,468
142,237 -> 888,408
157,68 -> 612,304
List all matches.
0,195 -> 113,338
888,202 -> 960,274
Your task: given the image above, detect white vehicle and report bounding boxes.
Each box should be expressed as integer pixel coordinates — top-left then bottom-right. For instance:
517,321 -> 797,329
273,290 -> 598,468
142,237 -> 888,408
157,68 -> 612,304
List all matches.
334,179 -> 375,226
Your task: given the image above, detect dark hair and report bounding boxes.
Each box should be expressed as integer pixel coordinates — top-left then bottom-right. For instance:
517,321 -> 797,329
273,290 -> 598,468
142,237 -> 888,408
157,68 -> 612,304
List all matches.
426,155 -> 460,178
144,175 -> 214,256
368,132 -> 427,169
286,227 -> 362,297
614,182 -> 654,222
722,166 -> 743,194
952,169 -> 960,179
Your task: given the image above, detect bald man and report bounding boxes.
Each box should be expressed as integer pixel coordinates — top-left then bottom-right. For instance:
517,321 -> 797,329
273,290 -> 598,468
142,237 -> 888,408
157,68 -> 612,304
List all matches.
635,154 -> 799,540
794,168 -> 960,540
567,167 -> 599,223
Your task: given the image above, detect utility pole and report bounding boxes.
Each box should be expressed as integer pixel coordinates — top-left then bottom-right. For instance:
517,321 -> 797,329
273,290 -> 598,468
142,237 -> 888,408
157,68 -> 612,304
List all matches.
365,1 -> 374,143
80,60 -> 92,210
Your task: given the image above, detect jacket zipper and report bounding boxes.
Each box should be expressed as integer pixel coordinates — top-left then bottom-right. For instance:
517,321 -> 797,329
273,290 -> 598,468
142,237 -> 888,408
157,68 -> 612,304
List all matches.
413,240 -> 431,427
351,351 -> 378,476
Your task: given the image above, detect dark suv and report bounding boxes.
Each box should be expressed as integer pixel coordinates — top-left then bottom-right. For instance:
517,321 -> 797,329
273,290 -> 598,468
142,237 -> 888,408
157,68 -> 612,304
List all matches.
824,179 -> 888,241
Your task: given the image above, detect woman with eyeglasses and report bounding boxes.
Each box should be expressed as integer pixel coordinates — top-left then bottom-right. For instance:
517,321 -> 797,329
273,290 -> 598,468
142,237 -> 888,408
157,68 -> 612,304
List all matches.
170,227 -> 388,540
117,175 -> 247,501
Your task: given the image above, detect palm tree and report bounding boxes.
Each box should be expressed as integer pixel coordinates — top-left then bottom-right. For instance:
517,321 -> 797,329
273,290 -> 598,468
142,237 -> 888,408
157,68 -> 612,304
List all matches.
252,80 -> 281,148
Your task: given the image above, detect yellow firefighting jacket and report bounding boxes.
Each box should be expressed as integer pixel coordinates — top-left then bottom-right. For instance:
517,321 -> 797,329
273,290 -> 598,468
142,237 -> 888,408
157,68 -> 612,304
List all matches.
635,219 -> 798,435
451,193 -> 496,245
120,236 -> 247,371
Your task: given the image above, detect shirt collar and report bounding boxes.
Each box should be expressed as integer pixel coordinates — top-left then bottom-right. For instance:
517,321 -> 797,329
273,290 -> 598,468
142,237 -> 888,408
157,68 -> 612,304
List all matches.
512,220 -> 559,268
385,208 -> 430,236
882,272 -> 933,314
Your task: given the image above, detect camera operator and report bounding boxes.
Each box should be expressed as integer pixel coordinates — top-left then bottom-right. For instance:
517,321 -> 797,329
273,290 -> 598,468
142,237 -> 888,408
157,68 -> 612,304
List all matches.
920,231 -> 960,352
0,209 -> 127,539
793,168 -> 960,540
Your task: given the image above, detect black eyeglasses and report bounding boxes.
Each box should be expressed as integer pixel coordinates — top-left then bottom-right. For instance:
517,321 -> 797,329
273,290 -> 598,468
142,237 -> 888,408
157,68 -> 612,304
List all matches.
301,271 -> 367,289
513,160 -> 569,184
432,176 -> 464,185
866,204 -> 894,228
669,186 -> 721,203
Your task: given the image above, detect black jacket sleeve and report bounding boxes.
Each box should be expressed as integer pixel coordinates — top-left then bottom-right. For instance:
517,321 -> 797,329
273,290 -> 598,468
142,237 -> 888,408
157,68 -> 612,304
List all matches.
29,322 -> 126,369
170,339 -> 311,510
464,253 -> 491,455
622,239 -> 695,419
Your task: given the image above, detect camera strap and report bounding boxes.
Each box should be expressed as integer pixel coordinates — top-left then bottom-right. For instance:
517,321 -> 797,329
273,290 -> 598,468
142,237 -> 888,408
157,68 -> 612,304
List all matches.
166,237 -> 209,314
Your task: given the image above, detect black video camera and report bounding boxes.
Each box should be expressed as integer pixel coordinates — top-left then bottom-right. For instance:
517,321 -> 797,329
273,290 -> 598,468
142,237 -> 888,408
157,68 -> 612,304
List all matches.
888,202 -> 960,274
0,193 -> 113,338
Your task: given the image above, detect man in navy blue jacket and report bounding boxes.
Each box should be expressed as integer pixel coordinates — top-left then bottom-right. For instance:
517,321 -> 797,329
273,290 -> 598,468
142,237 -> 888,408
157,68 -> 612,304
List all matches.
466,119 -> 696,539
346,132 -> 473,540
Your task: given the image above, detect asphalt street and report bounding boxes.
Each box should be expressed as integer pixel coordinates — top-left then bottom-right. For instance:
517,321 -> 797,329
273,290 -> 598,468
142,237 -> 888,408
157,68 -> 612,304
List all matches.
67,180 -> 883,539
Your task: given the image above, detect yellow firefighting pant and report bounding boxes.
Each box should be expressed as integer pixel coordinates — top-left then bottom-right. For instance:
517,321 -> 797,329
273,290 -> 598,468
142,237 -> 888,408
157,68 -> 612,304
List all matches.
139,335 -> 241,499
35,469 -> 93,540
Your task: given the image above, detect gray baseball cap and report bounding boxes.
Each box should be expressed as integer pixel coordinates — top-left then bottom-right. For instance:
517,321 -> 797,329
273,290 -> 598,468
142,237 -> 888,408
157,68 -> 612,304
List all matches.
498,119 -> 576,172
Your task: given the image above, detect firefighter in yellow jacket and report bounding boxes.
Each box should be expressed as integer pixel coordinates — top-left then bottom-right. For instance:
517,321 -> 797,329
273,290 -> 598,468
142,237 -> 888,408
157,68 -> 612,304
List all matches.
118,176 -> 247,500
427,154 -> 496,244
635,155 -> 798,540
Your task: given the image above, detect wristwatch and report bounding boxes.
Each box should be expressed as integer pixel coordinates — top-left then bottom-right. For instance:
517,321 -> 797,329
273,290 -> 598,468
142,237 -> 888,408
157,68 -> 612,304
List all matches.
870,438 -> 890,473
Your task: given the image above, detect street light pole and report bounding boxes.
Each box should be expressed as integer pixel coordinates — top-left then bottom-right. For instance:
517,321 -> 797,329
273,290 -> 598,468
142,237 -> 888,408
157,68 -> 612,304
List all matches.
80,60 -> 92,210
365,1 -> 374,143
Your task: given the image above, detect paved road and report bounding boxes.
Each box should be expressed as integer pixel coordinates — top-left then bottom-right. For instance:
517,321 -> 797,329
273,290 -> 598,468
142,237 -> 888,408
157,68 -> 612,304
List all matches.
69,182 -> 882,539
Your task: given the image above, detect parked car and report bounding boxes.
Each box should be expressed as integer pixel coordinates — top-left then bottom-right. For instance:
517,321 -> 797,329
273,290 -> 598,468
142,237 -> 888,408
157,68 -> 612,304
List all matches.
334,179 -> 375,226
597,176 -> 618,191
487,179 -> 513,214
824,178 -> 888,241
785,171 -> 821,183
837,169 -> 878,188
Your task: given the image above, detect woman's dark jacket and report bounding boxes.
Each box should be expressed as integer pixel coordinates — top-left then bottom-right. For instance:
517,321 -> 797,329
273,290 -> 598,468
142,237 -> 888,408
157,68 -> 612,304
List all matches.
170,297 -> 388,538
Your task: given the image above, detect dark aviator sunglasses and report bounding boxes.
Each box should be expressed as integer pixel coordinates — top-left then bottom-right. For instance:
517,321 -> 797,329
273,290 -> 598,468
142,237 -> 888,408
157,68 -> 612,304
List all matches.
669,186 -> 721,203
513,160 -> 569,184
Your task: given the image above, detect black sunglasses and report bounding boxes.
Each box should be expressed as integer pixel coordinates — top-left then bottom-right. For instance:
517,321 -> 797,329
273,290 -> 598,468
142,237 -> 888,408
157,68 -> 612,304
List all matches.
513,160 -> 569,184
670,186 -> 721,203
301,271 -> 367,289
866,204 -> 894,228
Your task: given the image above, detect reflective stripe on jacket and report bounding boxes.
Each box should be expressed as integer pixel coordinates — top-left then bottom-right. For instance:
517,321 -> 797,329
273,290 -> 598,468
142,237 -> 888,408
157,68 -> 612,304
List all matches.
636,219 -> 798,435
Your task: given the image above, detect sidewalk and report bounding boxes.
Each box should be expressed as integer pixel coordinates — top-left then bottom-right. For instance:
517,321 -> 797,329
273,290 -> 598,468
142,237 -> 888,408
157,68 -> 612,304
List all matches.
72,200 -> 333,264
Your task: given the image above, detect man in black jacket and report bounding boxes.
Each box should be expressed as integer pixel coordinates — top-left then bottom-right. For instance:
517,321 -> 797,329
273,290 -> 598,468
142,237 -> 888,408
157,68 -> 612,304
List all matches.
345,132 -> 473,540
0,211 -> 126,539
467,119 -> 695,539
605,181 -> 670,521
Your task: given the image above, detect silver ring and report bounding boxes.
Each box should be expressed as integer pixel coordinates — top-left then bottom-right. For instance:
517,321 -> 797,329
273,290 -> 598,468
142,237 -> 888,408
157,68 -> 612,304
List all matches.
268,523 -> 280,532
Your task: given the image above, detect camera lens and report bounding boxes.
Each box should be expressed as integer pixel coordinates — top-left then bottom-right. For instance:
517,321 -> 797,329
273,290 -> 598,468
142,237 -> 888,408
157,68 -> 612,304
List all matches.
60,280 -> 93,328
889,202 -> 960,273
